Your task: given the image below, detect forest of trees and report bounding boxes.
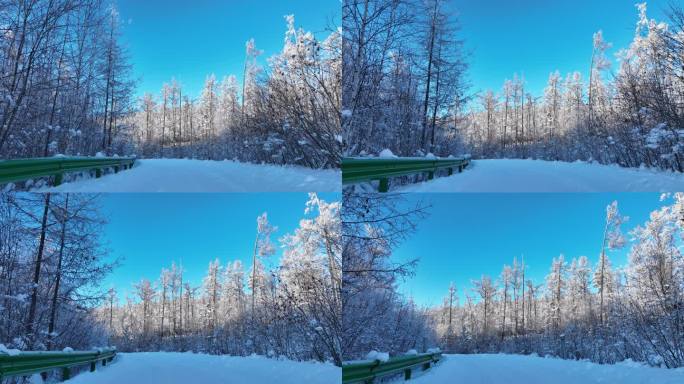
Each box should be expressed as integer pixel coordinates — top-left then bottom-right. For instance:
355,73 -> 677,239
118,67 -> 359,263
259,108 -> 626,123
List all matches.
342,0 -> 468,158
0,193 -> 114,353
341,192 -> 437,360
343,0 -> 684,174
0,0 -> 134,159
342,193 -> 684,369
128,16 -> 341,168
431,196 -> 684,368
461,3 -> 684,172
0,193 -> 341,368
98,194 -> 342,365
0,0 -> 340,168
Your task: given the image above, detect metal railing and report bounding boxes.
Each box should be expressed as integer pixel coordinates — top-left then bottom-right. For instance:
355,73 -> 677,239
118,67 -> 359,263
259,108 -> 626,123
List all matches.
0,347 -> 116,381
0,156 -> 136,187
342,157 -> 470,192
342,352 -> 442,383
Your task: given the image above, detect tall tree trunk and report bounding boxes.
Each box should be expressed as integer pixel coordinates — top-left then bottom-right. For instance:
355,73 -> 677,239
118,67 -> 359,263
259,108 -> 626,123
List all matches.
421,0 -> 439,151
26,193 -> 51,344
47,195 -> 68,350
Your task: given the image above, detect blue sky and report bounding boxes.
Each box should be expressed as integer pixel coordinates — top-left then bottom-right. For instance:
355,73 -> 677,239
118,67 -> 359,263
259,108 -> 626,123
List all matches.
454,0 -> 672,98
114,1 -> 673,102
115,0 -> 339,99
98,193 -> 339,302
394,193 -> 668,307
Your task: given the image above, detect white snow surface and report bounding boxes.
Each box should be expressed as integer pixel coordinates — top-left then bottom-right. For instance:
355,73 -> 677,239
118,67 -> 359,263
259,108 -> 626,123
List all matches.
66,352 -> 339,384
0,343 -> 21,356
37,159 -> 340,192
366,350 -> 390,362
397,159 -> 684,192
409,354 -> 684,384
378,149 -> 398,158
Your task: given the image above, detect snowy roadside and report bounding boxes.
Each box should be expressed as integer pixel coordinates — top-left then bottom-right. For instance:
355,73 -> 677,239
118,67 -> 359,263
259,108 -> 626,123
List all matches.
65,352 -> 340,384
396,159 -> 684,192
33,159 -> 340,192
407,354 -> 684,384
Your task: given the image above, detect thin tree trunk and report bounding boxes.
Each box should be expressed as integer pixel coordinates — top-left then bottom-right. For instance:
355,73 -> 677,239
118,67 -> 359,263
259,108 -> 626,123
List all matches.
26,193 -> 51,343
47,195 -> 68,350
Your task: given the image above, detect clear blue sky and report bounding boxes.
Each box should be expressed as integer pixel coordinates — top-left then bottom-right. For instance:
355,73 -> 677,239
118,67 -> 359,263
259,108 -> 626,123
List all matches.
115,0 -> 339,100
99,193 -> 339,302
394,193 -> 667,307
454,0 -> 673,98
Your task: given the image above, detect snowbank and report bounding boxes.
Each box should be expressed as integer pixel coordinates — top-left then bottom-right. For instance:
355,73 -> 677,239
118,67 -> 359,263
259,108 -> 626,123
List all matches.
378,149 -> 398,159
411,354 -> 684,384
0,344 -> 21,356
36,159 -> 340,192
397,159 -> 684,192
366,350 -> 390,362
67,352 -> 339,384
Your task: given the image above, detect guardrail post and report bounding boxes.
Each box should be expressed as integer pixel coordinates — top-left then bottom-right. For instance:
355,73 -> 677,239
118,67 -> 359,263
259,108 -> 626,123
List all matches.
458,165 -> 463,173
95,168 -> 102,178
62,367 -> 70,381
114,166 -> 119,173
404,368 -> 412,380
448,167 -> 453,176
378,178 -> 389,193
102,358 -> 107,366
422,362 -> 430,370
90,361 -> 96,372
427,171 -> 434,180
54,173 -> 63,186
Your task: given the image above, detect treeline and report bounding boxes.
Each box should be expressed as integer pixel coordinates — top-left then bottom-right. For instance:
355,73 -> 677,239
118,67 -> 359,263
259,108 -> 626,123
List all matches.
431,197 -> 684,368
462,3 -> 684,172
342,0 -> 468,158
0,193 -> 114,352
127,16 -> 341,168
341,193 -> 437,360
0,0 -> 135,158
343,1 -> 684,174
0,1 -> 340,169
99,194 -> 342,365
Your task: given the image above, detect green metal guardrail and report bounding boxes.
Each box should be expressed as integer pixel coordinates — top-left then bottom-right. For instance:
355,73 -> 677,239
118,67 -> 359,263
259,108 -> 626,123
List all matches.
342,157 -> 470,192
342,352 -> 442,383
0,347 -> 116,381
0,156 -> 136,186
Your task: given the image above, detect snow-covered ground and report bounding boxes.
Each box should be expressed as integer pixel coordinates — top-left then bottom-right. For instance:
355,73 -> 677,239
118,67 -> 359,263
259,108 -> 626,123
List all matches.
65,352 -> 339,384
408,354 -> 684,384
36,159 -> 340,192
396,159 -> 684,192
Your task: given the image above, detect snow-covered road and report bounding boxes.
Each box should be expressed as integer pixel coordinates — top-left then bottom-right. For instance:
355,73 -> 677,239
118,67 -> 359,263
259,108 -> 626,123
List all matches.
396,159 -> 684,192
66,352 -> 340,384
410,354 -> 684,384
37,159 -> 340,192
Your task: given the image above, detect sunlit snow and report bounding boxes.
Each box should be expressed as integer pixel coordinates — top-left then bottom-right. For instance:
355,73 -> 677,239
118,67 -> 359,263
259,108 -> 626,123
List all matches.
36,159 -> 340,192
409,354 -> 684,384
397,159 -> 684,192
66,352 -> 340,384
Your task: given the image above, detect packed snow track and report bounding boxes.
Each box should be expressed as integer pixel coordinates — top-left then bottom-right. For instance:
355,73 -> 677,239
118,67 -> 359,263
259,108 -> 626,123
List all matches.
65,352 -> 339,384
36,159 -> 340,192
396,159 -> 684,192
410,354 -> 684,384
